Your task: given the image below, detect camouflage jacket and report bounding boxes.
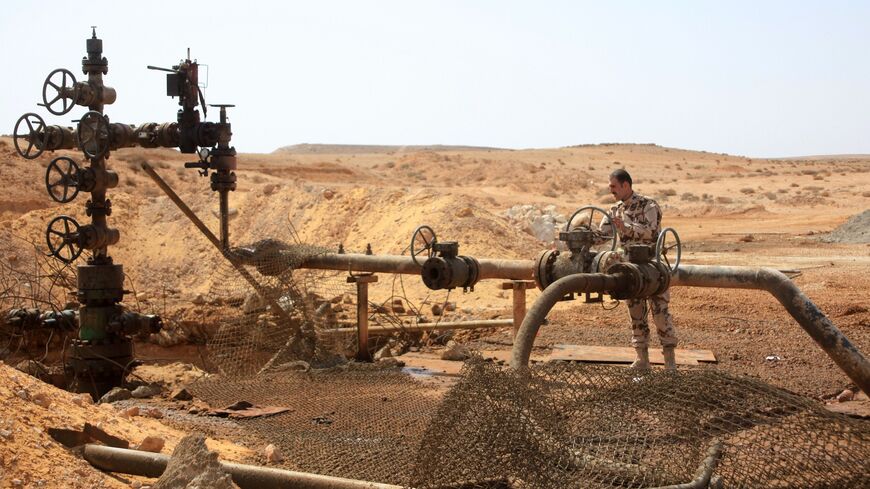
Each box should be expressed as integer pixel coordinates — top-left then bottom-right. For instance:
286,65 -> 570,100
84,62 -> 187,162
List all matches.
604,192 -> 662,246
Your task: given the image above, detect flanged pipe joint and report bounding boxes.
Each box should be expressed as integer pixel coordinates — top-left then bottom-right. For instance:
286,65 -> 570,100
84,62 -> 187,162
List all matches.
535,243 -> 669,299
421,241 -> 480,291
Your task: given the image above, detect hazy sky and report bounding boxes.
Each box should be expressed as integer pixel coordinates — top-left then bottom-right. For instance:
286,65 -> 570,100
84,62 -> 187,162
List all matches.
3,1 -> 869,157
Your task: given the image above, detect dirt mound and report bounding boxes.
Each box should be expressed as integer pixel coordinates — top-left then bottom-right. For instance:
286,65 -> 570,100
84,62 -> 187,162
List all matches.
823,209 -> 870,243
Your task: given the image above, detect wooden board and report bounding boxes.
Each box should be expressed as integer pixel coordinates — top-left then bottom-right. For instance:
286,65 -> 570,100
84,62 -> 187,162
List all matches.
399,350 -> 547,377
549,344 -> 717,366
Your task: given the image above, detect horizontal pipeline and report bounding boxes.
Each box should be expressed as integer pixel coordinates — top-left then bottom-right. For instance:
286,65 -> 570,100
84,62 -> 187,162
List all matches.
299,253 -> 535,281
320,319 -> 513,336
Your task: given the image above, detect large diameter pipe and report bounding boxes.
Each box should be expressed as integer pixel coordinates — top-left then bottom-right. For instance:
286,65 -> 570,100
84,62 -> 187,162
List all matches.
671,265 -> 870,395
511,273 -> 626,369
300,253 -> 535,281
83,444 -> 402,489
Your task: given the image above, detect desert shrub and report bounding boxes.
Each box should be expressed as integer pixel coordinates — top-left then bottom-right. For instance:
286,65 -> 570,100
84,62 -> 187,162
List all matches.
801,169 -> 818,175
716,196 -> 733,204
790,183 -> 800,187
740,188 -> 755,194
680,192 -> 699,201
660,188 -> 677,196
386,161 -> 395,168
821,190 -> 830,197
702,177 -> 714,183
813,174 -> 824,180
763,192 -> 777,200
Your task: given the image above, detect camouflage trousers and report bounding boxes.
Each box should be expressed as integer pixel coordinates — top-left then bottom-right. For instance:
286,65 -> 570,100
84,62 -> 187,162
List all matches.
626,290 -> 677,348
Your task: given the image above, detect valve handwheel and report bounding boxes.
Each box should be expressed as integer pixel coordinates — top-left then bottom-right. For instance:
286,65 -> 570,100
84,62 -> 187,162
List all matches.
13,113 -> 47,160
410,225 -> 437,267
42,68 -> 79,116
77,111 -> 110,160
45,216 -> 83,264
566,205 -> 618,251
655,227 -> 682,273
45,157 -> 81,203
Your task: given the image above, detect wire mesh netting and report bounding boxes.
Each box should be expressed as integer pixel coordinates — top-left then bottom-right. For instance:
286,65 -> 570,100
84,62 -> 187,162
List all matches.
205,221 -> 356,376
189,363 -> 442,485
411,360 -> 869,488
203,221 -> 459,377
187,358 -> 869,488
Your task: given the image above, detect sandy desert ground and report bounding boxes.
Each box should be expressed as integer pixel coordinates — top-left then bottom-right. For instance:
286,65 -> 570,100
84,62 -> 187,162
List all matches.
0,137 -> 868,487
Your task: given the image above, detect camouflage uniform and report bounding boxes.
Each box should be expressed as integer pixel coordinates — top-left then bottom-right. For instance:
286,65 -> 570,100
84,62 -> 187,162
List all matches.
606,193 -> 677,349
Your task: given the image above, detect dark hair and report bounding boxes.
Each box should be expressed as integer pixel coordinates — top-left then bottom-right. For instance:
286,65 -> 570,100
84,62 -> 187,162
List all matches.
610,169 -> 632,186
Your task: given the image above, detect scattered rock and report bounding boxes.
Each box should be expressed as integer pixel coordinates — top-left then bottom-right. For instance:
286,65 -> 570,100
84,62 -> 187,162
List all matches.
262,183 -> 277,196
100,387 -> 133,403
377,357 -> 405,368
152,434 -> 238,489
0,428 -> 12,440
191,294 -> 207,305
15,389 -> 30,401
444,302 -> 456,312
71,394 -> 94,406
264,443 -> 283,463
739,234 -> 755,242
170,387 -> 193,401
431,304 -> 443,316
137,436 -> 165,453
322,188 -> 336,200
373,344 -> 392,361
123,406 -> 140,418
837,389 -> 855,403
131,384 -> 162,399
456,207 -> 474,218
31,392 -> 51,408
391,299 -> 405,314
441,341 -> 472,361
144,408 -> 164,419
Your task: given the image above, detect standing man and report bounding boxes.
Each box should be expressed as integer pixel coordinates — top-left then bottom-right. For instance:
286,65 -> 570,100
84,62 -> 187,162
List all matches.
605,169 -> 677,370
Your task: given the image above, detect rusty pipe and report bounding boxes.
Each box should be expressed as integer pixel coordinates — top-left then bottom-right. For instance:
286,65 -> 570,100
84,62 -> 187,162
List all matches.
671,265 -> 870,395
511,273 -> 626,369
299,253 -> 535,281
83,444 -> 402,489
